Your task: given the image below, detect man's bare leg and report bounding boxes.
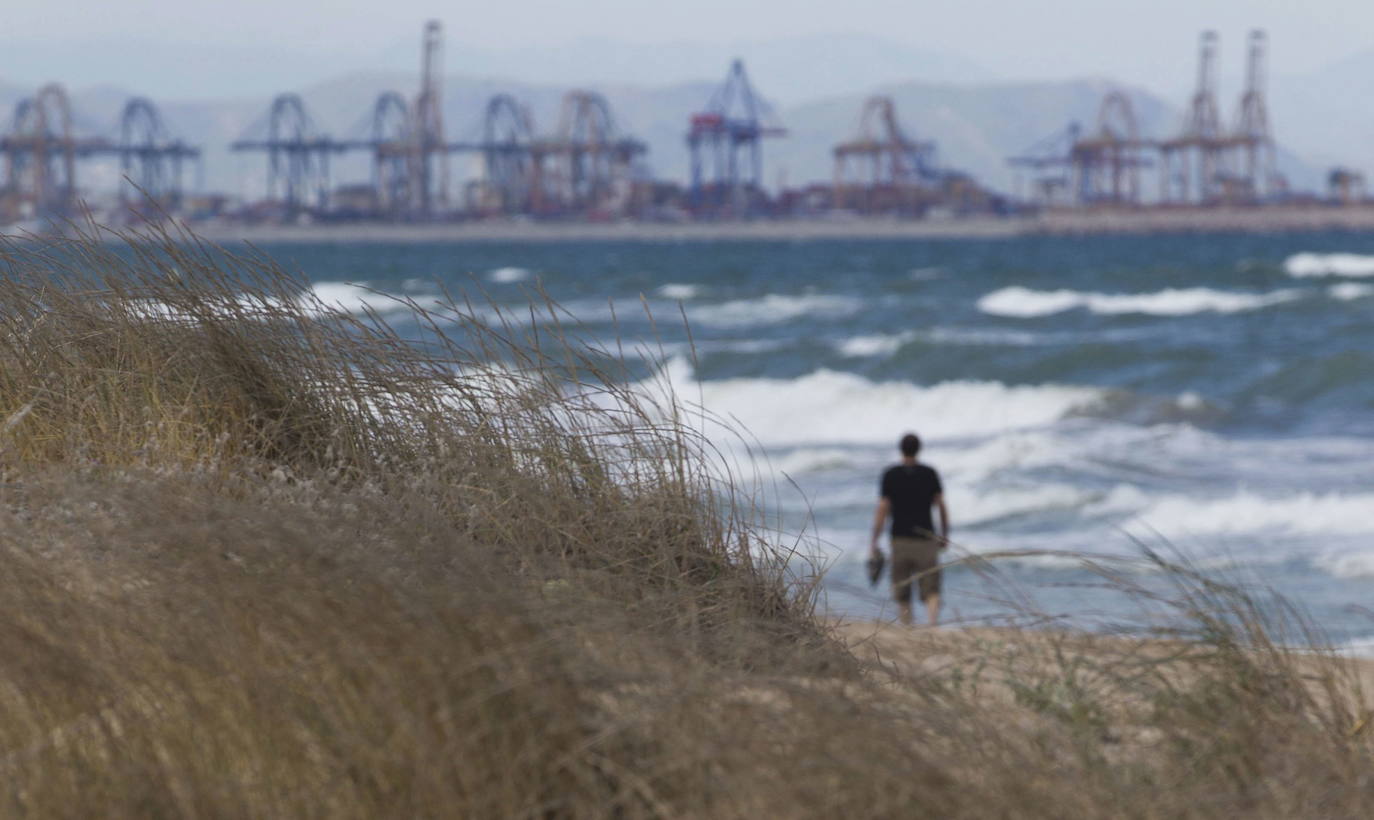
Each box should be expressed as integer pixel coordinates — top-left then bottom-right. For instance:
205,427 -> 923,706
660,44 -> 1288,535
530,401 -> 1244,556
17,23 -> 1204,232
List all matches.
925,593 -> 941,627
898,603 -> 913,625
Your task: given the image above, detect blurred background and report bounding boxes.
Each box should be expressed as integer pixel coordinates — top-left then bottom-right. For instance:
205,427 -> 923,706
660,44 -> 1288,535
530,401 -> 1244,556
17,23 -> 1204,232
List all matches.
4,0 -> 1374,225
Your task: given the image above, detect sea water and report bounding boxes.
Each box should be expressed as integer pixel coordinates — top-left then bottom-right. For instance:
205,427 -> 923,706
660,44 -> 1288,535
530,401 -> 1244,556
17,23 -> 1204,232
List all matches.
258,232 -> 1374,649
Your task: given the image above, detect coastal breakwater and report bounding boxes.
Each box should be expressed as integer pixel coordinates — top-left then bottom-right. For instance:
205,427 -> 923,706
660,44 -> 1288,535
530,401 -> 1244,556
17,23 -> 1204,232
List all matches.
190,205 -> 1374,243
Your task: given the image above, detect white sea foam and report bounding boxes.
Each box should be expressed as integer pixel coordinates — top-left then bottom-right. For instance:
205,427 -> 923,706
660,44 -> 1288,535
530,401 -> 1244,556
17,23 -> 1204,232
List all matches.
769,448 -> 857,475
836,332 -> 913,357
932,423 -> 1235,488
307,282 -> 411,316
656,283 -> 699,300
700,338 -> 788,354
961,485 -> 1374,579
686,293 -> 862,328
643,357 -> 1105,446
1117,490 -> 1374,540
956,484 -> 1091,527
609,337 -> 785,360
129,286 -> 403,323
933,429 -> 1072,481
1284,252 -> 1374,278
978,287 -> 1082,317
1330,283 -> 1374,301
923,327 -> 1041,346
488,266 -> 531,283
978,286 -> 1300,318
1314,553 -> 1374,580
1335,637 -> 1374,658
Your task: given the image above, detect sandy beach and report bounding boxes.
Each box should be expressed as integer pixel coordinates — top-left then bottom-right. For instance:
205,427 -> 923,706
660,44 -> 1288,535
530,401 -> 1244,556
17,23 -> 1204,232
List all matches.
833,618 -> 1374,711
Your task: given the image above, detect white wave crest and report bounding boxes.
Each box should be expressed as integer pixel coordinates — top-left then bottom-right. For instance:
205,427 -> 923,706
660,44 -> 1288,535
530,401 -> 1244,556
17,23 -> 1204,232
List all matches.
1330,283 -> 1374,301
130,283 -> 421,322
769,448 -> 857,475
978,286 -> 1300,318
656,283 -> 699,300
923,326 -> 1041,346
978,287 -> 1082,317
644,357 -> 1104,445
1335,637 -> 1374,658
957,484 -> 1091,527
1117,490 -> 1374,540
488,266 -> 531,283
1316,553 -> 1374,580
836,333 -> 913,357
686,293 -> 862,328
1284,252 -> 1374,278
308,282 -> 427,316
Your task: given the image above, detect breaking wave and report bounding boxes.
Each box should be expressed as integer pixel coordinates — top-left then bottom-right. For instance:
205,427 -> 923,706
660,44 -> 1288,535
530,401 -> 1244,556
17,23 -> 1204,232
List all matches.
835,333 -> 914,357
1284,252 -> 1374,278
656,283 -> 700,300
685,294 -> 862,328
308,282 -> 414,316
1335,637 -> 1374,659
129,282 -> 427,323
1113,489 -> 1374,540
978,286 -> 1301,318
642,357 -> 1105,446
488,266 -> 532,283
1330,283 -> 1374,301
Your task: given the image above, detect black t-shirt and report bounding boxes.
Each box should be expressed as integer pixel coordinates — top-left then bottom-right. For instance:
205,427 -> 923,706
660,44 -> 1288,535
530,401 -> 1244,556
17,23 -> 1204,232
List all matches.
880,463 -> 943,538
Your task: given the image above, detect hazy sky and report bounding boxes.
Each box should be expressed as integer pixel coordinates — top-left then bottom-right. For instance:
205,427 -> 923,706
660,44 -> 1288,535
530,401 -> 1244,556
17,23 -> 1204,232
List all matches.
7,0 -> 1374,94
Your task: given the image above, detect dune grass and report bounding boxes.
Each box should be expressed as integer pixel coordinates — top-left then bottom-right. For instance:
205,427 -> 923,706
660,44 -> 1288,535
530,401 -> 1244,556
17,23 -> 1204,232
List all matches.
0,221 -> 1369,817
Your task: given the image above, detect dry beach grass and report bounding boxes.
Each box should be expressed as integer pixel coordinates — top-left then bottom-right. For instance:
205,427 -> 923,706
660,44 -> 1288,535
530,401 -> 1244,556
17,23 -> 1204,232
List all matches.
0,222 -> 1370,817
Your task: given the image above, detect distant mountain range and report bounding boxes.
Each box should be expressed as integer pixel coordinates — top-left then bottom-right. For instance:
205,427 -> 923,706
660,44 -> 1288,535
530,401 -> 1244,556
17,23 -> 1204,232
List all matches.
0,36 -> 1353,202
404,34 -> 998,105
0,32 -> 995,106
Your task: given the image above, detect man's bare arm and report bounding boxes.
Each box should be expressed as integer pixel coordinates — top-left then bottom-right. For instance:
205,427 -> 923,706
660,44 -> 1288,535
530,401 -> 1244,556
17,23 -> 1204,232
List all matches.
870,497 -> 890,555
934,493 -> 950,545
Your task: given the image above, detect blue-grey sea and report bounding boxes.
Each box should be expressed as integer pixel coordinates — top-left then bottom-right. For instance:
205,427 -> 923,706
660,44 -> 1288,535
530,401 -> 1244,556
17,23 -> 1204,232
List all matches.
261,233 -> 1374,649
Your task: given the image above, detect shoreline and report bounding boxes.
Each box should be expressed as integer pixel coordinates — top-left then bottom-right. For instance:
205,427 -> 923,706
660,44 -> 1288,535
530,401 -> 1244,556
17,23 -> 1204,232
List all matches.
832,618 -> 1374,707
181,205 -> 1374,244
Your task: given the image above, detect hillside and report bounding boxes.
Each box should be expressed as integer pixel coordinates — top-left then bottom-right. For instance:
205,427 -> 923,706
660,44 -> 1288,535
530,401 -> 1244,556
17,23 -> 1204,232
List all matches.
0,32 -> 992,107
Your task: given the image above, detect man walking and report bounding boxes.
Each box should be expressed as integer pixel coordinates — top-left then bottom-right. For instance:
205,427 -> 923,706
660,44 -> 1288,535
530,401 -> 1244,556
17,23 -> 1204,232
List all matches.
870,433 -> 950,626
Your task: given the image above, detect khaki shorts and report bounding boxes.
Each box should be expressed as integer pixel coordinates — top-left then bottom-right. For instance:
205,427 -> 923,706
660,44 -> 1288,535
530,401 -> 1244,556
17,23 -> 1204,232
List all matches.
891,536 -> 942,604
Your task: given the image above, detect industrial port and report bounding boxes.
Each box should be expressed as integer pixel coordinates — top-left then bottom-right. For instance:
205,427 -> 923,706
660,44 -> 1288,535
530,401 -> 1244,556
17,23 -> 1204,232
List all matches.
3,21 -> 1372,232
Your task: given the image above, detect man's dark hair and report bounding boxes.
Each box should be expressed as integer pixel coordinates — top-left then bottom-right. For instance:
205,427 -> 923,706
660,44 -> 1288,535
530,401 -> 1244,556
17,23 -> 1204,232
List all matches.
899,433 -> 921,457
